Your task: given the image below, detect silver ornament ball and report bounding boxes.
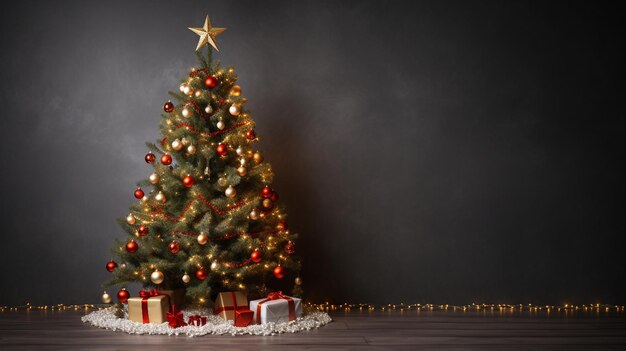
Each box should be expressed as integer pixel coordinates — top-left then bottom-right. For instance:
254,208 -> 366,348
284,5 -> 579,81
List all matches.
172,139 -> 183,151
237,166 -> 247,177
225,185 -> 236,198
149,173 -> 159,185
102,291 -> 112,304
182,108 -> 192,118
150,270 -> 165,284
155,191 -> 166,203
197,233 -> 208,245
229,104 -> 240,116
126,214 -> 136,225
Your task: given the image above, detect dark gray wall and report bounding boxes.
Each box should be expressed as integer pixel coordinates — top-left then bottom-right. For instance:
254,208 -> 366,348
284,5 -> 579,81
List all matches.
0,0 -> 624,305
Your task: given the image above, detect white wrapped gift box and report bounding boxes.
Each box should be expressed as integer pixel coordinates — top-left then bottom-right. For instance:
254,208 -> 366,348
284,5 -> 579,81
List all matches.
249,294 -> 302,324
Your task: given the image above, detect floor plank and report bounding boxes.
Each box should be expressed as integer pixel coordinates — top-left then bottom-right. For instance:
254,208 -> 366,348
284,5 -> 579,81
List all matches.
0,310 -> 625,350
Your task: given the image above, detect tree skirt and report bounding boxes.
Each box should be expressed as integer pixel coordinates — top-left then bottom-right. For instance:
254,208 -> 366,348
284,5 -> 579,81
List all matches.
81,307 -> 332,337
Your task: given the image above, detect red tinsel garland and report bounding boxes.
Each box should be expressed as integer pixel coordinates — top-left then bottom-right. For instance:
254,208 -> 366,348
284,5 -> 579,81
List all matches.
161,122 -> 248,146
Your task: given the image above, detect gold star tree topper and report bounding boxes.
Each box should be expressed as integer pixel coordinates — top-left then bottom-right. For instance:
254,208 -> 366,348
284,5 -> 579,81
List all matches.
188,15 -> 226,51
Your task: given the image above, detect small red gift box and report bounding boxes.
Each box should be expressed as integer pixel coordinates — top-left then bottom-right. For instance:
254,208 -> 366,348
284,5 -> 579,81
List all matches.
188,314 -> 207,326
234,309 -> 254,327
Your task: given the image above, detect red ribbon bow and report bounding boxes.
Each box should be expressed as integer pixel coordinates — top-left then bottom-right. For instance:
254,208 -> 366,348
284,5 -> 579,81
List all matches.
138,289 -> 169,323
266,291 -> 285,300
166,304 -> 187,328
138,289 -> 159,298
188,315 -> 207,326
256,291 -> 296,324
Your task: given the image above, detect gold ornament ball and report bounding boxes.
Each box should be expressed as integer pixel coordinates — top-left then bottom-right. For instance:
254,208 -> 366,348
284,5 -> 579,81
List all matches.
253,151 -> 263,164
225,185 -> 236,198
262,198 -> 273,208
149,173 -> 159,185
295,277 -> 302,286
182,273 -> 191,284
172,139 -> 183,151
182,108 -> 192,118
250,209 -> 259,220
197,233 -> 208,245
229,104 -> 240,116
155,191 -> 166,203
205,105 -> 213,114
218,177 -> 228,187
194,90 -> 202,98
150,270 -> 165,284
187,144 -> 196,154
237,166 -> 247,177
217,120 -> 225,130
230,85 -> 241,96
126,214 -> 136,225
102,291 -> 112,304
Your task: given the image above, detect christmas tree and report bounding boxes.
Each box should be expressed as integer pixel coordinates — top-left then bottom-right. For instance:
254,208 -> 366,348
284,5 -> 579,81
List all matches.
105,15 -> 302,305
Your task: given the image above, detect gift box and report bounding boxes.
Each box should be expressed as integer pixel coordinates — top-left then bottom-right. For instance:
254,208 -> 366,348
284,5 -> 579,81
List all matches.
128,289 -> 170,324
234,309 -> 254,327
158,288 -> 186,308
166,305 -> 187,328
250,291 -> 302,324
214,291 -> 253,326
188,314 -> 207,326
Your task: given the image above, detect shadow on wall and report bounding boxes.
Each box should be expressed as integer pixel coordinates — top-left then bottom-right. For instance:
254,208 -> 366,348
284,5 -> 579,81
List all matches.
257,95 -> 332,302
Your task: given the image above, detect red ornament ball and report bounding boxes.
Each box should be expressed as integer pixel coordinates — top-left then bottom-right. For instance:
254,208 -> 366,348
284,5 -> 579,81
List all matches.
273,265 -> 285,279
137,225 -> 149,236
168,241 -> 180,254
161,153 -> 172,165
163,100 -> 175,113
126,240 -> 138,253
117,288 -> 130,303
250,250 -> 262,263
134,188 -> 144,199
270,191 -> 279,202
196,269 -> 208,280
204,75 -> 218,88
105,260 -> 118,272
183,174 -> 195,188
216,143 -> 228,156
261,186 -> 272,198
246,130 -> 256,140
145,152 -> 156,164
285,241 -> 296,255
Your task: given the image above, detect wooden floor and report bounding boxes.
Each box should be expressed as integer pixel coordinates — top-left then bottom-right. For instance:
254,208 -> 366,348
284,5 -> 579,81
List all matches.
1,309 -> 625,350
